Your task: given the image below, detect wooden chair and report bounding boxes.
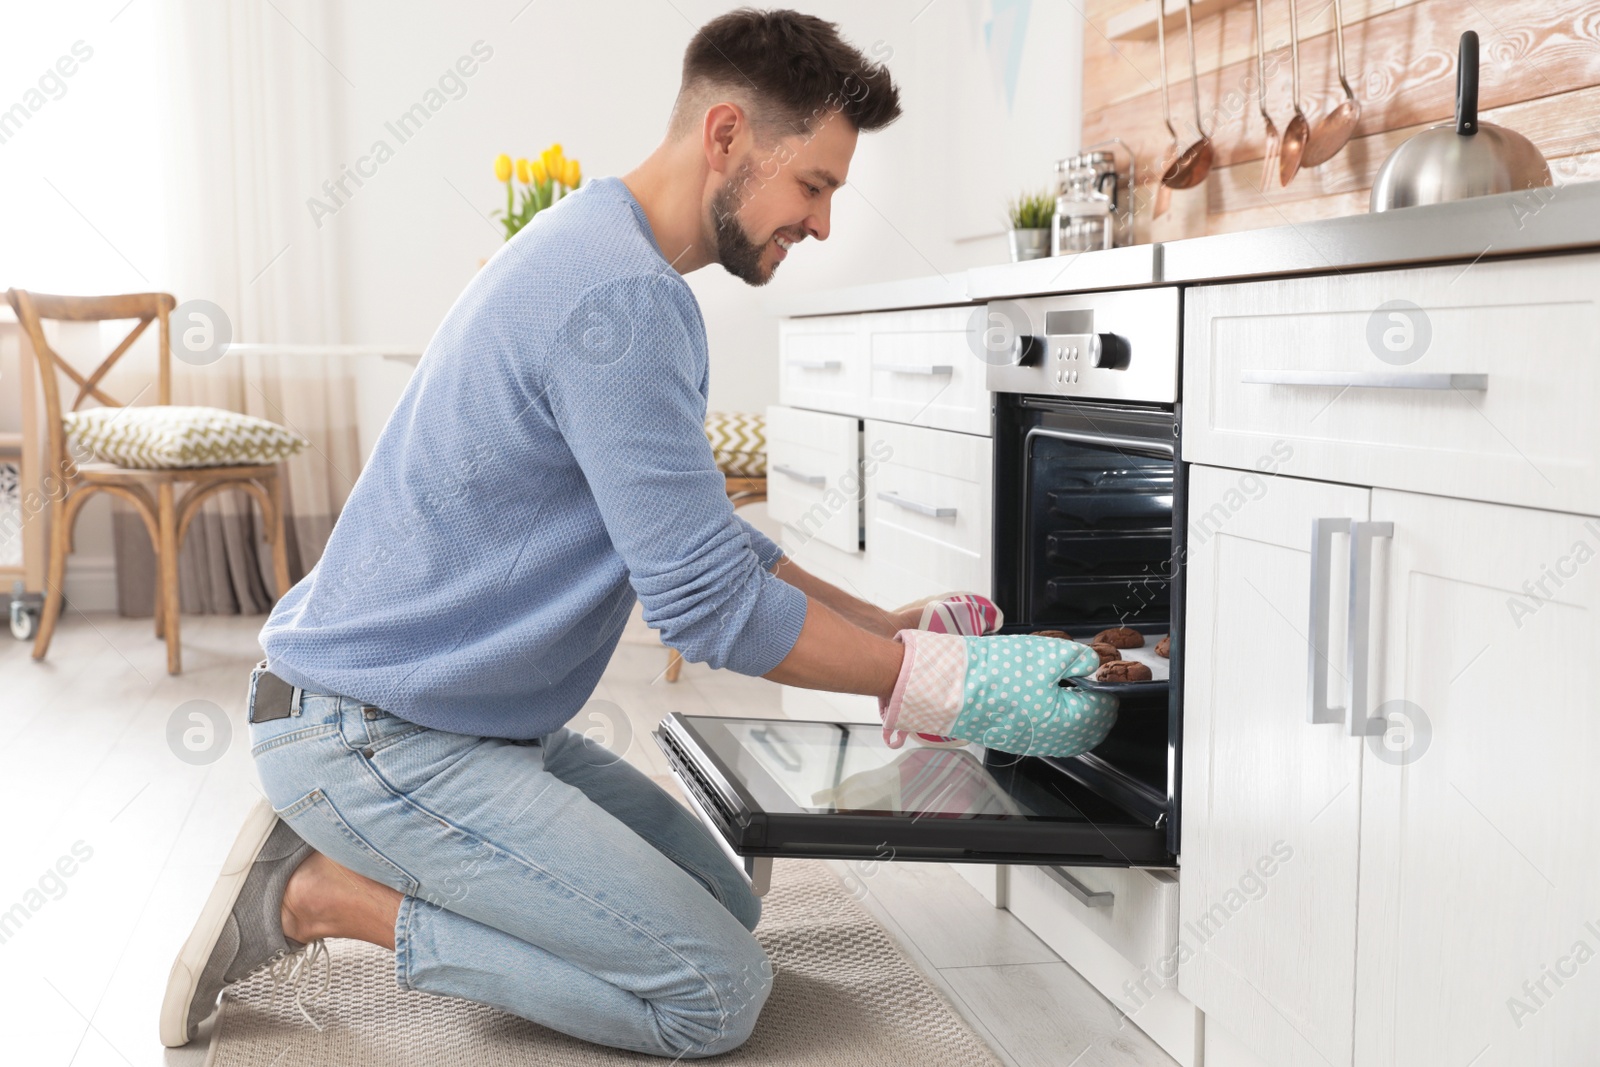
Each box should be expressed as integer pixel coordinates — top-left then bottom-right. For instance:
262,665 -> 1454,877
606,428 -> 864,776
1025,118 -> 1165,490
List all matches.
664,474 -> 767,683
5,289 -> 292,675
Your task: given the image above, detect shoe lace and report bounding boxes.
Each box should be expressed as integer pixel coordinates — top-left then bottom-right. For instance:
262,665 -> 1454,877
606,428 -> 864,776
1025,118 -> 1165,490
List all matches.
267,938 -> 332,1030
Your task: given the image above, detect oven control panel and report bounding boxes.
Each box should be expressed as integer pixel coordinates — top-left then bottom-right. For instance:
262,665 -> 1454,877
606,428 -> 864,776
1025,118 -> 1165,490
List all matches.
983,287 -> 1180,404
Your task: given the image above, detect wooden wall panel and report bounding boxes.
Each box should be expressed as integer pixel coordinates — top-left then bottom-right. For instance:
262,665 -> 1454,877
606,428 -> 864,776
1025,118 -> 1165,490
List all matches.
1080,0 -> 1600,241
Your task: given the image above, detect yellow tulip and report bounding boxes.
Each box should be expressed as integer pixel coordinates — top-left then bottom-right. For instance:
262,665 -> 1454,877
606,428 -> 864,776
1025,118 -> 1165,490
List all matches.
563,158 -> 581,187
549,142 -> 563,158
530,158 -> 549,184
514,157 -> 531,184
494,153 -> 512,182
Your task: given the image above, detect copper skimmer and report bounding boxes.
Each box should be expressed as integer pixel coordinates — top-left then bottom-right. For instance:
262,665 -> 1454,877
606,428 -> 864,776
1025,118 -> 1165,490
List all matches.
1254,0 -> 1281,189
1302,0 -> 1360,167
1153,3 -> 1180,218
1162,0 -> 1215,189
1278,0 -> 1311,186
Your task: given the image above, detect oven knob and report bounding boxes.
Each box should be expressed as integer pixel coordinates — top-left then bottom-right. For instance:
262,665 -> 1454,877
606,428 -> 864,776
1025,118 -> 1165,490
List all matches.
1012,334 -> 1044,366
1089,332 -> 1130,370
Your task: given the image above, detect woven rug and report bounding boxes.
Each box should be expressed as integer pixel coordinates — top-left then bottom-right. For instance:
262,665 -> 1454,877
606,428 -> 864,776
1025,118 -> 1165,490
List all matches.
205,858 -> 1002,1066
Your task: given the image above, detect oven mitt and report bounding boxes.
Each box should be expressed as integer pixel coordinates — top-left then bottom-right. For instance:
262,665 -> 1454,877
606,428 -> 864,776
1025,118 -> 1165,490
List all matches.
909,592 -> 1004,637
880,631 -> 1119,758
893,593 -> 1006,746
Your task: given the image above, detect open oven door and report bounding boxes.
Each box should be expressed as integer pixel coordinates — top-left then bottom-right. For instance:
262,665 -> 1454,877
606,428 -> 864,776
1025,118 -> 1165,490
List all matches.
653,711 -> 1172,895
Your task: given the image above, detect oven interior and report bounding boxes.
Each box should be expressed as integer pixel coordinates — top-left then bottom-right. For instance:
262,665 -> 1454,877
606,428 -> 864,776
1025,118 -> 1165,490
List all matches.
993,394 -> 1186,855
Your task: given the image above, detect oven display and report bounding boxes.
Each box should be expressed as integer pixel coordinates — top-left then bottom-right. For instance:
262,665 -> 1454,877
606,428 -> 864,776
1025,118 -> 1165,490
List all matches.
1044,309 -> 1094,337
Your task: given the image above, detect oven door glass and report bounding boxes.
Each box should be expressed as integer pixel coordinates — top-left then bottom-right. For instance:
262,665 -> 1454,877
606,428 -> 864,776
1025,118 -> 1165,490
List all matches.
655,713 -> 1169,867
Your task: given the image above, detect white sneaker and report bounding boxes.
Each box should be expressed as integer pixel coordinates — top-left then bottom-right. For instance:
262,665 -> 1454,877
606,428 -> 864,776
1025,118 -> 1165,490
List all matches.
159,798 -> 331,1046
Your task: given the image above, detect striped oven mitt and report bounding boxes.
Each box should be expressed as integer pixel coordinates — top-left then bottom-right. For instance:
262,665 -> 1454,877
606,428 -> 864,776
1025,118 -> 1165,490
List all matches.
880,631 -> 1119,759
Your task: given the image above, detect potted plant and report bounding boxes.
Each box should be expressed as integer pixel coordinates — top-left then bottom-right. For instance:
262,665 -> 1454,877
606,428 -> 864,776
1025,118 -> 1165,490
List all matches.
492,143 -> 583,241
1005,189 -> 1054,262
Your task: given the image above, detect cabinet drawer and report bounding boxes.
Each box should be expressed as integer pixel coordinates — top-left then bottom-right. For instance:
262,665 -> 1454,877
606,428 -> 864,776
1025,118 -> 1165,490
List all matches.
1008,865 -> 1199,1066
1011,864 -> 1179,976
765,405 -> 860,556
863,307 -> 991,436
1184,251 -> 1600,515
862,420 -> 991,607
778,315 -> 865,417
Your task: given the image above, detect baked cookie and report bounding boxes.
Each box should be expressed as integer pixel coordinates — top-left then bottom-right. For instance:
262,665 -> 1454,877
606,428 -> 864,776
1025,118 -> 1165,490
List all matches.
1090,641 -> 1120,666
1095,659 -> 1153,683
1032,630 -> 1074,641
1154,634 -> 1171,658
1093,626 -> 1144,649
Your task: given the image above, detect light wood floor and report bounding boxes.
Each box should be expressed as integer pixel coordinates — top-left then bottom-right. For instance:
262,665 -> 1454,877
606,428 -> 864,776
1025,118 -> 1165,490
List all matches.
0,610 -> 1174,1067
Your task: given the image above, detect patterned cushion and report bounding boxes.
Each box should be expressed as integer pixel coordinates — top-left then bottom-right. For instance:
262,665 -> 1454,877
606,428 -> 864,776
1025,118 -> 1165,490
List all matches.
704,411 -> 765,478
62,405 -> 310,469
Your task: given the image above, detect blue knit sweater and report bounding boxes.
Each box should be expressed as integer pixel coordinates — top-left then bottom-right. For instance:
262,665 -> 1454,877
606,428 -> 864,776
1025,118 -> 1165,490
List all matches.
260,177 -> 808,739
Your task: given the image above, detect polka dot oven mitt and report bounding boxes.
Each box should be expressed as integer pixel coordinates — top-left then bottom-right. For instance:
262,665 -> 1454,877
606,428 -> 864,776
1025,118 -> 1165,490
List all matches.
881,631 -> 1119,758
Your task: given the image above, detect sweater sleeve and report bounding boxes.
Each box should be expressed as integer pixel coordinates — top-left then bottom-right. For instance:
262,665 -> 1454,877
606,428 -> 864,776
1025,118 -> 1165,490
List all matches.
734,514 -> 786,571
542,273 -> 806,675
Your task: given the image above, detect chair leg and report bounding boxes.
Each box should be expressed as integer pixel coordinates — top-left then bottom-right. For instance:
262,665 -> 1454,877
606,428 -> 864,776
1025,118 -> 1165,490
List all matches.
153,553 -> 165,638
158,483 -> 182,674
665,648 -> 684,683
266,472 -> 292,602
31,495 -> 72,661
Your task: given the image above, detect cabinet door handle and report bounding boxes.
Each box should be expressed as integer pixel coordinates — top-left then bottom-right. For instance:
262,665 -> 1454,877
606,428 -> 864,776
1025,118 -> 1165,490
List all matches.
873,361 -> 953,376
1241,369 -> 1487,391
1307,518 -> 1349,726
1043,866 -> 1114,908
772,464 -> 825,487
787,358 -> 842,371
1346,521 -> 1394,738
876,491 -> 956,518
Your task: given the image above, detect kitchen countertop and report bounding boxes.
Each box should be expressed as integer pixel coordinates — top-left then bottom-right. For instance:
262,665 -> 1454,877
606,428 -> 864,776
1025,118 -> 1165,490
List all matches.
768,180 -> 1600,316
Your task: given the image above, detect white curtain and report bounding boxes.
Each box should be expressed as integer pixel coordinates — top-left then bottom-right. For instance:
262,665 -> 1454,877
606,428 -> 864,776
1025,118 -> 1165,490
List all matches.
110,0 -> 362,615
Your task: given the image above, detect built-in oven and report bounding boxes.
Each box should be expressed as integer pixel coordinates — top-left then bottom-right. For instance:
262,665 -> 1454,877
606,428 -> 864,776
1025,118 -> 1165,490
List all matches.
654,287 -> 1184,894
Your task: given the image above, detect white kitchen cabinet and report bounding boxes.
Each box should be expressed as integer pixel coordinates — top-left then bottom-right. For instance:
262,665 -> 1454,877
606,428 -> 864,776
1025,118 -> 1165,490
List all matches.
1179,464 -> 1370,1067
1352,491 -> 1600,1067
778,314 -> 866,417
1183,464 -> 1600,1067
861,307 -> 991,437
859,419 -> 991,610
764,405 -> 861,557
1183,252 -> 1600,516
1008,864 -> 1201,1066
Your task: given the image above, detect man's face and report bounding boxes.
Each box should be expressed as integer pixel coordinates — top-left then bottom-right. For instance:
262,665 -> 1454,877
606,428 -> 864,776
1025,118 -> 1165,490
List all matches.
709,114 -> 857,286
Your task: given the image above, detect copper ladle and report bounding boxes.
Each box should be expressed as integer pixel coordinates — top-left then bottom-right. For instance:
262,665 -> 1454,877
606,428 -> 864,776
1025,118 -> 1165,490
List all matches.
1162,0 -> 1214,189
1302,0 -> 1360,167
1253,0 -> 1281,190
1153,2 -> 1180,218
1278,0 -> 1311,186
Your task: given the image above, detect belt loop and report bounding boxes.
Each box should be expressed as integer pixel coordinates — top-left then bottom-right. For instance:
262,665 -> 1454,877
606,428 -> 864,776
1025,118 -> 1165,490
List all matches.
290,685 -> 303,716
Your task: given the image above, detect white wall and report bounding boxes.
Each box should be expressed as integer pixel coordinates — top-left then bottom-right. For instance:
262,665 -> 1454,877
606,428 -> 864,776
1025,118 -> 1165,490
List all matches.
4,0 -> 1083,612
321,0 -> 1083,413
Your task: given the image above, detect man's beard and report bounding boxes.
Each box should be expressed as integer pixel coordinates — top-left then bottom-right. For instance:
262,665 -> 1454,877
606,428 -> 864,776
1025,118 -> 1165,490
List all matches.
710,166 -> 773,287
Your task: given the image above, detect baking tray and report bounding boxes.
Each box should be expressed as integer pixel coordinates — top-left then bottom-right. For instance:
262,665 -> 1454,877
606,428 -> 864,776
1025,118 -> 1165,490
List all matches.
1060,636 -> 1171,696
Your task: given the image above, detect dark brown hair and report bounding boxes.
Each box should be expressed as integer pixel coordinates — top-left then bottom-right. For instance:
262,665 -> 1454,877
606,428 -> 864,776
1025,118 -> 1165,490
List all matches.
671,8 -> 901,139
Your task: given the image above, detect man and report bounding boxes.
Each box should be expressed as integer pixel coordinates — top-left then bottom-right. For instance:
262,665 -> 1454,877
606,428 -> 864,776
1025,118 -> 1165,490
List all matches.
160,9 -> 922,1058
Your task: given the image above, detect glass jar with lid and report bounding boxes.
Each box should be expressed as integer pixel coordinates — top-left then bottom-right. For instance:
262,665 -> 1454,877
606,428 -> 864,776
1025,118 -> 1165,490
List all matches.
1052,152 -> 1114,256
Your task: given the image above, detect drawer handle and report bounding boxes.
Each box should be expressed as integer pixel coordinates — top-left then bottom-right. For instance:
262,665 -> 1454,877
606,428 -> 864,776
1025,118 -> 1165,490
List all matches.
1346,521 -> 1394,738
876,491 -> 956,519
1307,518 -> 1349,726
1241,369 -> 1488,391
873,361 -> 953,376
1043,866 -> 1114,908
772,463 -> 826,487
788,358 -> 842,371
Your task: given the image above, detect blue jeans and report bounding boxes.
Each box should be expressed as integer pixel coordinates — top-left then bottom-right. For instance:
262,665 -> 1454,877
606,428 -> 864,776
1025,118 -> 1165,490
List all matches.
246,673 -> 772,1059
